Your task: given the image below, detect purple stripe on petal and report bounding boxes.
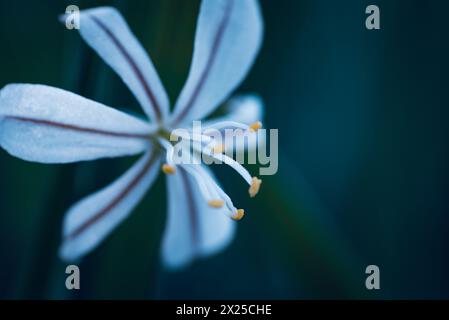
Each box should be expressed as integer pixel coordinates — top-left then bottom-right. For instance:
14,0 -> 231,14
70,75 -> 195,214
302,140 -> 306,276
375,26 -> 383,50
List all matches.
88,14 -> 163,121
67,152 -> 158,239
172,0 -> 234,124
179,167 -> 201,253
4,116 -> 150,140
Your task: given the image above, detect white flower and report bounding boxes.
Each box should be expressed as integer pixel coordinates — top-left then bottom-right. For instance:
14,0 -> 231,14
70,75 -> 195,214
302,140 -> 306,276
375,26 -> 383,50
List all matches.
0,0 -> 264,268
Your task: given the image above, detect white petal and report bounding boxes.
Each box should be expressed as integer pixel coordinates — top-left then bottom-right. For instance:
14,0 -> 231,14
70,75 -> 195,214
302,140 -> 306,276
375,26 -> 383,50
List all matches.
170,0 -> 263,125
203,94 -> 264,127
59,150 -> 161,261
77,7 -> 169,121
205,95 -> 264,153
0,84 -> 153,163
162,165 -> 236,268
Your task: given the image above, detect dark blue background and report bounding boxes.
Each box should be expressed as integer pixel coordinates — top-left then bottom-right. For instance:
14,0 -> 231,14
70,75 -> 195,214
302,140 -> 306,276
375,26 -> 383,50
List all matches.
0,0 -> 448,299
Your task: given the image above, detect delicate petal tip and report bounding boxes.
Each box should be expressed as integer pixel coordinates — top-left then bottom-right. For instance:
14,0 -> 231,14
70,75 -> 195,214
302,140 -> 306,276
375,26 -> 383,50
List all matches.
58,242 -> 71,262
249,176 -> 262,197
248,121 -> 262,132
170,0 -> 264,125
76,6 -> 170,121
227,94 -> 264,124
58,239 -> 81,262
162,163 -> 176,174
201,94 -> 265,128
207,199 -> 225,208
232,209 -> 245,221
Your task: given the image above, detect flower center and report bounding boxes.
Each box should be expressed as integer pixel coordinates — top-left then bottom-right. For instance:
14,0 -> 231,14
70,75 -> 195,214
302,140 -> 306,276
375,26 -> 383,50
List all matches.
153,121 -> 263,220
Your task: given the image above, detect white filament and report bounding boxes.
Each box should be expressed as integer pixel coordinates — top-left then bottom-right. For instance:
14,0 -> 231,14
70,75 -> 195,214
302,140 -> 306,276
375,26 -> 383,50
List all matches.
203,121 -> 249,133
158,137 -> 175,166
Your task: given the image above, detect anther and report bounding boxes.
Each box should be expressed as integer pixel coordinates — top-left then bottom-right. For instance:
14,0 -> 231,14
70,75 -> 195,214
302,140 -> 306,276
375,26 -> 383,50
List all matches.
248,177 -> 262,197
162,164 -> 176,174
249,121 -> 262,132
212,143 -> 225,154
232,209 -> 245,221
208,199 -> 225,208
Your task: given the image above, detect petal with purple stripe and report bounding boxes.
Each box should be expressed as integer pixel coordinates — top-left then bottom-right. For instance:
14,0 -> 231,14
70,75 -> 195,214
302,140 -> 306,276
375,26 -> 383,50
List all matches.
0,84 -> 153,163
170,0 -> 263,125
76,7 -> 169,122
162,165 -> 235,268
59,150 -> 161,261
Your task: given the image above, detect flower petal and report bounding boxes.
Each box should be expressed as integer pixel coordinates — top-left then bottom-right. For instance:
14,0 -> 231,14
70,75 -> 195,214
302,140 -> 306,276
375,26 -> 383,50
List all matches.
170,0 -> 263,125
0,84 -> 153,163
59,150 -> 161,261
203,94 -> 265,153
76,7 -> 169,122
203,94 -> 264,127
162,165 -> 236,268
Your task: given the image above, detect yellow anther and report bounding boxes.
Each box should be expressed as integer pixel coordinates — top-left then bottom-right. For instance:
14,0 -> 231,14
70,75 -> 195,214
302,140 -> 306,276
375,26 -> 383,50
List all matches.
212,143 -> 225,154
208,199 -> 225,208
232,209 -> 245,221
248,177 -> 262,198
162,164 -> 176,175
249,121 -> 262,132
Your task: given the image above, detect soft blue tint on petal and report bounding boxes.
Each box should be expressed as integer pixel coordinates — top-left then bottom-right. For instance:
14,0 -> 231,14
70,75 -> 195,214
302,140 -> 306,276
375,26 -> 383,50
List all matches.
162,165 -> 236,269
204,94 -> 265,152
77,7 -> 170,122
0,84 -> 153,163
170,0 -> 263,125
204,94 -> 264,126
59,151 -> 161,261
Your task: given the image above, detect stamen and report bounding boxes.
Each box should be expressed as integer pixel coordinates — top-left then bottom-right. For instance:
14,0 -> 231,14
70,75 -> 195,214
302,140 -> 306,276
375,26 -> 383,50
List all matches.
171,131 -> 213,144
182,165 -> 223,209
158,137 -> 176,167
249,177 -> 262,197
249,121 -> 262,132
203,121 -> 249,133
207,199 -> 225,208
193,164 -> 240,216
162,164 -> 176,175
232,209 -> 245,221
212,143 -> 225,154
199,150 -> 253,185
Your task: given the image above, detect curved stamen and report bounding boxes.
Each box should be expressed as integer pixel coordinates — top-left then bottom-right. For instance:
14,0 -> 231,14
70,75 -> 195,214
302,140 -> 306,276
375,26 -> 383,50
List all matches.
162,164 -> 176,175
249,121 -> 262,132
193,165 -> 245,220
158,138 -> 176,174
232,209 -> 245,221
203,120 -> 263,136
207,151 -> 252,184
194,144 -> 262,198
171,130 -> 213,144
182,165 -> 224,208
249,177 -> 262,198
211,143 -> 225,154
203,121 -> 250,132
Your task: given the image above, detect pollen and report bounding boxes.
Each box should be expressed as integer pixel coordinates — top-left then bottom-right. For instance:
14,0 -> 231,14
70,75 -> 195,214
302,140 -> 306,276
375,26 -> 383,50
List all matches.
212,143 -> 225,153
162,164 -> 176,175
248,177 -> 262,197
249,121 -> 262,132
208,199 -> 225,208
232,209 -> 245,221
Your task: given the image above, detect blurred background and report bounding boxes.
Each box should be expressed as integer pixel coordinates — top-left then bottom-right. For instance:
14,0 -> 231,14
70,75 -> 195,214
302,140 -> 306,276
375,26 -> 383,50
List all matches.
1,0 -> 449,299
